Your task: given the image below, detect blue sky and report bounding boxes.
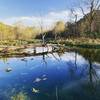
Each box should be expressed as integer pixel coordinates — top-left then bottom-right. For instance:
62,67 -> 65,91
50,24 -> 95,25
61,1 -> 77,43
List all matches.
0,0 -> 82,27
0,0 -> 80,18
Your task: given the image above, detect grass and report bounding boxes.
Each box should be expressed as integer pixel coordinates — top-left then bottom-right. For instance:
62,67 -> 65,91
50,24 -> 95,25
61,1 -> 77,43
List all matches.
0,39 -> 41,46
0,37 -> 100,57
49,37 -> 100,49
0,37 -> 100,47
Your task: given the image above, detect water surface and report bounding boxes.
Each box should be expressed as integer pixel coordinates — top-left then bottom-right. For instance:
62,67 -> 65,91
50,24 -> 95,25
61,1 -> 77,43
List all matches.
0,48 -> 100,100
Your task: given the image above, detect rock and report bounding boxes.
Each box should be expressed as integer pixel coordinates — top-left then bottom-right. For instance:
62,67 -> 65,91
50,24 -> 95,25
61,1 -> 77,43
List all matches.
32,88 -> 39,93
21,58 -> 27,62
33,78 -> 41,83
42,78 -> 47,81
42,75 -> 46,77
5,68 -> 12,72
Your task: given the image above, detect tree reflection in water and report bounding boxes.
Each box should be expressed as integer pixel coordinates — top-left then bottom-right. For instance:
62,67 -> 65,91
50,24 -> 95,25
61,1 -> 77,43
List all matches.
78,49 -> 100,83
0,47 -> 100,100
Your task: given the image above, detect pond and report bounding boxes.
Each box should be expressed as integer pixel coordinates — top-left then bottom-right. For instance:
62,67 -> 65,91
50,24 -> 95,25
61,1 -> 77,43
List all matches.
0,48 -> 100,100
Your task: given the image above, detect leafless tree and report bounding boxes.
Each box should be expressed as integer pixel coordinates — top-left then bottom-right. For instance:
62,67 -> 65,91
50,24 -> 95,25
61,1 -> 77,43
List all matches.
80,0 -> 100,33
39,15 -> 47,46
71,9 -> 78,35
53,21 -> 65,40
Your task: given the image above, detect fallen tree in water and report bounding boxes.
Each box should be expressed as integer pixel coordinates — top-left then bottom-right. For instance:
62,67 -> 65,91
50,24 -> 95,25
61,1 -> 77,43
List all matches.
0,44 -> 60,57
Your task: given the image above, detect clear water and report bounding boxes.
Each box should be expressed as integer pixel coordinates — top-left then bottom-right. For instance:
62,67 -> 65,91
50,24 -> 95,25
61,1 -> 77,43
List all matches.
0,48 -> 100,100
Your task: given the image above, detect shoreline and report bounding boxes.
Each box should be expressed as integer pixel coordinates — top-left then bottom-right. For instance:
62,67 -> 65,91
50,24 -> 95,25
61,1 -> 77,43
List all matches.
0,37 -> 100,57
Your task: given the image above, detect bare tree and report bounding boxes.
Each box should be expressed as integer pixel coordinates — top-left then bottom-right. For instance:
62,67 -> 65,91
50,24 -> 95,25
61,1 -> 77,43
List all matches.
71,9 -> 78,35
39,15 -> 47,46
53,21 -> 65,40
80,0 -> 100,33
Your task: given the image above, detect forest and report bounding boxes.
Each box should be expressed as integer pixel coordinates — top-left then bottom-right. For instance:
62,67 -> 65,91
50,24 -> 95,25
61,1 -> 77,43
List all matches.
0,0 -> 100,47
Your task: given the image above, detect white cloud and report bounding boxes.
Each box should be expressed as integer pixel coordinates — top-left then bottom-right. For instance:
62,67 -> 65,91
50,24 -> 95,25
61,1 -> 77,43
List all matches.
0,9 -> 86,29
49,52 -> 87,66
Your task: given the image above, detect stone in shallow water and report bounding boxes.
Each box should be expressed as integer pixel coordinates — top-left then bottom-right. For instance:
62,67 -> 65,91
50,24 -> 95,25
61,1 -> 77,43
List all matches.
21,58 -> 27,62
32,88 -> 39,93
42,78 -> 47,81
33,76 -> 47,83
33,78 -> 42,83
5,68 -> 12,72
42,74 -> 46,77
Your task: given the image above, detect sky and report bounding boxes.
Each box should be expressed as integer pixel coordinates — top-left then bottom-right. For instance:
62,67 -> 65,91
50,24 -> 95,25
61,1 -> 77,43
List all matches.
0,0 -> 85,28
